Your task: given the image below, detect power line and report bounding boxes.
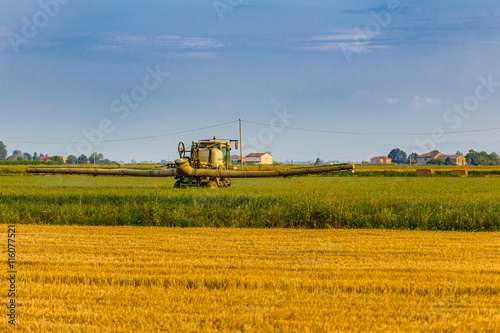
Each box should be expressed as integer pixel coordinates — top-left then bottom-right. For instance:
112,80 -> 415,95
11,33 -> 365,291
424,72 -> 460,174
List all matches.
3,120 -> 239,145
3,118 -> 500,145
242,120 -> 500,136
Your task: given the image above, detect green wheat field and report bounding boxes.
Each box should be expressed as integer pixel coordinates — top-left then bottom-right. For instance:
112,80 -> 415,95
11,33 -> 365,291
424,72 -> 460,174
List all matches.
1,173 -> 499,230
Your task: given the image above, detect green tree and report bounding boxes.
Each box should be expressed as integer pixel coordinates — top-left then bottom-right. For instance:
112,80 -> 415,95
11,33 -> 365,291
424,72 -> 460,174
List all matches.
52,156 -> 64,163
67,155 -> 78,164
388,148 -> 407,164
466,149 -> 476,165
426,158 -> 445,165
89,153 -> 104,164
408,152 -> 417,164
8,150 -> 23,160
78,154 -> 88,164
314,158 -> 321,165
465,149 -> 491,165
0,141 -> 7,160
488,152 -> 500,165
33,152 -> 38,161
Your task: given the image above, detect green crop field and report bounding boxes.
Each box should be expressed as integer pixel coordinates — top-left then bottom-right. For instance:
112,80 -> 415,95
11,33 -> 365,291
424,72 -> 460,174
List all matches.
1,174 -> 499,230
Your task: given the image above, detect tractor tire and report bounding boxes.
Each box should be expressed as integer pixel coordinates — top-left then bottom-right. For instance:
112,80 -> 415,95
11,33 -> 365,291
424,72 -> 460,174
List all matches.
205,180 -> 218,189
174,180 -> 181,188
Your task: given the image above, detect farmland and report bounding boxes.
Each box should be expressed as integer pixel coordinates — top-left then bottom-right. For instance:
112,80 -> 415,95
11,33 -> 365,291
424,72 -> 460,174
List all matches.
2,225 -> 499,332
1,174 -> 500,230
1,171 -> 500,331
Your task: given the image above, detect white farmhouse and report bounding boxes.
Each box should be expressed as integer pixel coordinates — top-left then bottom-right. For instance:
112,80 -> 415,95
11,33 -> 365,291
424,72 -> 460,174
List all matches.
245,153 -> 273,165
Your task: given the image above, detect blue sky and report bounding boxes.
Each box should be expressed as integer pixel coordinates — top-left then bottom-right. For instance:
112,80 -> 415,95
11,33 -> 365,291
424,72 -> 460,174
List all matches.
1,0 -> 500,163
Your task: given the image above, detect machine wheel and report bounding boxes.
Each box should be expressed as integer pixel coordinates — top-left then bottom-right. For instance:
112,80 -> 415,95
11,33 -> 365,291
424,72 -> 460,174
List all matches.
205,180 -> 218,189
178,141 -> 185,158
174,180 -> 181,188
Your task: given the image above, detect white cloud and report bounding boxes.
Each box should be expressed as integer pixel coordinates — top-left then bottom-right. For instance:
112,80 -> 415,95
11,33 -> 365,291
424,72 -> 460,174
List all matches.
98,32 -> 226,51
168,52 -> 218,60
411,96 -> 422,108
411,95 -> 444,108
294,29 -> 391,54
424,97 -> 444,105
384,98 -> 400,104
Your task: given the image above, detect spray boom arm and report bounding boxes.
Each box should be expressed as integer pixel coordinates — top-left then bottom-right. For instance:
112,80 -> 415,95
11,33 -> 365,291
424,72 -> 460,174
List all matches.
27,159 -> 353,178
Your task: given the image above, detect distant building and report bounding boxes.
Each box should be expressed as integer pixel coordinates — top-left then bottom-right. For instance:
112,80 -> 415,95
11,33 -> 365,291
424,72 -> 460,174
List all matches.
415,152 -> 467,166
415,152 -> 441,165
245,153 -> 273,165
436,154 -> 467,166
39,156 -> 67,163
370,156 -> 392,164
231,155 -> 245,163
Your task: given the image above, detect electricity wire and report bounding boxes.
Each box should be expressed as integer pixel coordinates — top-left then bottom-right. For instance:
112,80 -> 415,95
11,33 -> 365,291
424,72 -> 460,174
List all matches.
3,120 -> 239,145
242,120 -> 500,136
3,118 -> 500,145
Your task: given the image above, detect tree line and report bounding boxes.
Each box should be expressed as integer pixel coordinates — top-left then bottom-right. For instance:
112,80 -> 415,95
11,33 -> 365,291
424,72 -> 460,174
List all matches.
387,148 -> 500,166
0,141 -> 115,164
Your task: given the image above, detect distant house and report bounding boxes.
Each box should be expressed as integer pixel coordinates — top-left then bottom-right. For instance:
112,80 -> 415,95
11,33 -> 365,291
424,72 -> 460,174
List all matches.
370,156 -> 392,164
245,153 -> 273,165
39,156 -> 67,164
436,154 -> 467,166
416,152 -> 467,166
231,155 -> 245,163
415,152 -> 441,165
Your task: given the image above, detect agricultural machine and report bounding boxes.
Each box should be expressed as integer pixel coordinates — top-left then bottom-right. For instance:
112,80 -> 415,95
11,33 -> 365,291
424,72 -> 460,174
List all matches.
27,137 -> 354,188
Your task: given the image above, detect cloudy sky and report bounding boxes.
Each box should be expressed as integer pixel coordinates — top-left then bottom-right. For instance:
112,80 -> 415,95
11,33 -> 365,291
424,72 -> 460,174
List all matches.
1,0 -> 500,163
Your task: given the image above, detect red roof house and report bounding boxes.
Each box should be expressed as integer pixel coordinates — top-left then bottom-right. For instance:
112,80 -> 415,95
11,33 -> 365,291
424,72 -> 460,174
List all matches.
231,155 -> 245,162
245,153 -> 273,165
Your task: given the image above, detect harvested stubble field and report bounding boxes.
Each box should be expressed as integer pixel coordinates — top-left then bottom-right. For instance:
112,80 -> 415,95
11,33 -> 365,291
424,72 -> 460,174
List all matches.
2,225 -> 499,332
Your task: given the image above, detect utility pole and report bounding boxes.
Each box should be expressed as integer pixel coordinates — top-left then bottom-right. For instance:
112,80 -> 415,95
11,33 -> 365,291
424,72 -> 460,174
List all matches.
239,118 -> 243,170
409,145 -> 412,166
